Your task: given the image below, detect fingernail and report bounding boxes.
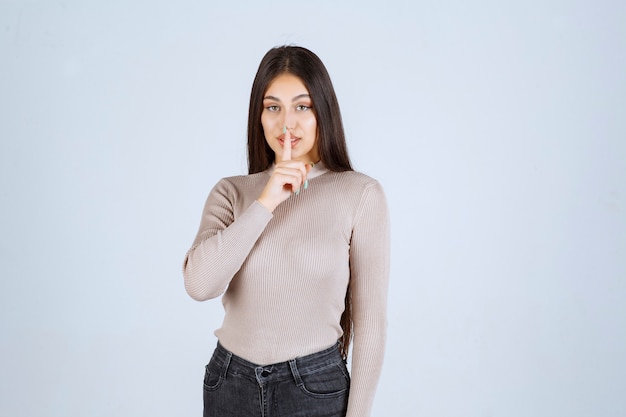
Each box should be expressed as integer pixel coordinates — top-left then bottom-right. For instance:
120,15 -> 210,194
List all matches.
304,180 -> 309,190
295,188 -> 301,196
283,126 -> 287,134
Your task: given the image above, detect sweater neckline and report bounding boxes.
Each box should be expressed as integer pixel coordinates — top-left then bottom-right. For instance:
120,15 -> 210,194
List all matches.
265,161 -> 330,180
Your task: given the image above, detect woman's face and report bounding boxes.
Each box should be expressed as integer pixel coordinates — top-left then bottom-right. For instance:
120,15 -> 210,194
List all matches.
261,73 -> 319,163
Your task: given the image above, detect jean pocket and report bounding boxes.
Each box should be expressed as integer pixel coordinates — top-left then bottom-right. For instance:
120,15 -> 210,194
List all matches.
298,362 -> 350,399
203,360 -> 225,391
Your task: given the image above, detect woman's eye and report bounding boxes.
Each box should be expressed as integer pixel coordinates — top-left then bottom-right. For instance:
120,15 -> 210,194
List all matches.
296,105 -> 311,111
266,105 -> 280,112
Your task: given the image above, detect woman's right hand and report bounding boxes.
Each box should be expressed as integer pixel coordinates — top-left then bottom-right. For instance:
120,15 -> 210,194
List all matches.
257,129 -> 311,212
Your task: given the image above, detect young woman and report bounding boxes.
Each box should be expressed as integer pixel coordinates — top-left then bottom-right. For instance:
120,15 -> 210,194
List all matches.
183,45 -> 390,417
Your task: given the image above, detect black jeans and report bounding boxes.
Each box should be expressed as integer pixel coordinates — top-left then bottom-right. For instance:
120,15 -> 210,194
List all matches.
203,341 -> 350,417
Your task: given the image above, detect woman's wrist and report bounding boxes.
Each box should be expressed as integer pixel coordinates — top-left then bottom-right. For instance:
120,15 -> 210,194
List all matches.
256,197 -> 277,213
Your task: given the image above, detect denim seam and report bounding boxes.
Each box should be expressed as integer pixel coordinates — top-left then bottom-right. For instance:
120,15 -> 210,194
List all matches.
297,360 -> 342,375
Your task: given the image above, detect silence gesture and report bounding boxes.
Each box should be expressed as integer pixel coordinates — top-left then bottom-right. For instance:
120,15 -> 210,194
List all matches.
257,127 -> 311,212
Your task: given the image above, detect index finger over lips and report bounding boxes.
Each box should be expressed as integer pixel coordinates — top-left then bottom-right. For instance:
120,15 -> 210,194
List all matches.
281,126 -> 291,162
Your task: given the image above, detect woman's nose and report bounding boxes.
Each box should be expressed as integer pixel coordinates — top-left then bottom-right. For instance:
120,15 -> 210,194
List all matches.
283,110 -> 296,130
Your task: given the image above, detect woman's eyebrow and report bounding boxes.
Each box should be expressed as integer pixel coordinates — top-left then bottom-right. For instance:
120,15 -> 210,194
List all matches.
291,94 -> 310,102
263,94 -> 311,102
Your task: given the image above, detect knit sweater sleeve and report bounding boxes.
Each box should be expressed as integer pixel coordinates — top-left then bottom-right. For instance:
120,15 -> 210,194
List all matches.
346,180 -> 390,417
182,178 -> 273,301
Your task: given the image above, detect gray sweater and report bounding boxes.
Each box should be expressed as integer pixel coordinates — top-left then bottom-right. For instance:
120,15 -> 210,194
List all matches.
183,162 -> 390,417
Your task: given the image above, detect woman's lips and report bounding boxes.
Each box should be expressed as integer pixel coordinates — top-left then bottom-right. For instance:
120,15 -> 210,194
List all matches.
278,138 -> 300,147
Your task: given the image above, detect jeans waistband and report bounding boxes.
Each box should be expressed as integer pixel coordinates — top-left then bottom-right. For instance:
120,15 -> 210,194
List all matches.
211,341 -> 344,383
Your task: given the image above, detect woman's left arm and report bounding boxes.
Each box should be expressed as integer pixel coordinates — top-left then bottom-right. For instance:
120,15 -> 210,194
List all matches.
346,180 -> 391,417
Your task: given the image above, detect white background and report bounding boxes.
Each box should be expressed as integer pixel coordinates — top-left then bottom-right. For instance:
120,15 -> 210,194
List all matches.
1,1 -> 625,416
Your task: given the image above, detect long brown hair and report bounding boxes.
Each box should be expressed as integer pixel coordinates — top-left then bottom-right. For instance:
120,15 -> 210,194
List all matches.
247,46 -> 354,359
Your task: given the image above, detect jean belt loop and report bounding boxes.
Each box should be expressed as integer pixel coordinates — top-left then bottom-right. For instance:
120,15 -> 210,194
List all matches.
221,351 -> 232,380
288,359 -> 303,387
